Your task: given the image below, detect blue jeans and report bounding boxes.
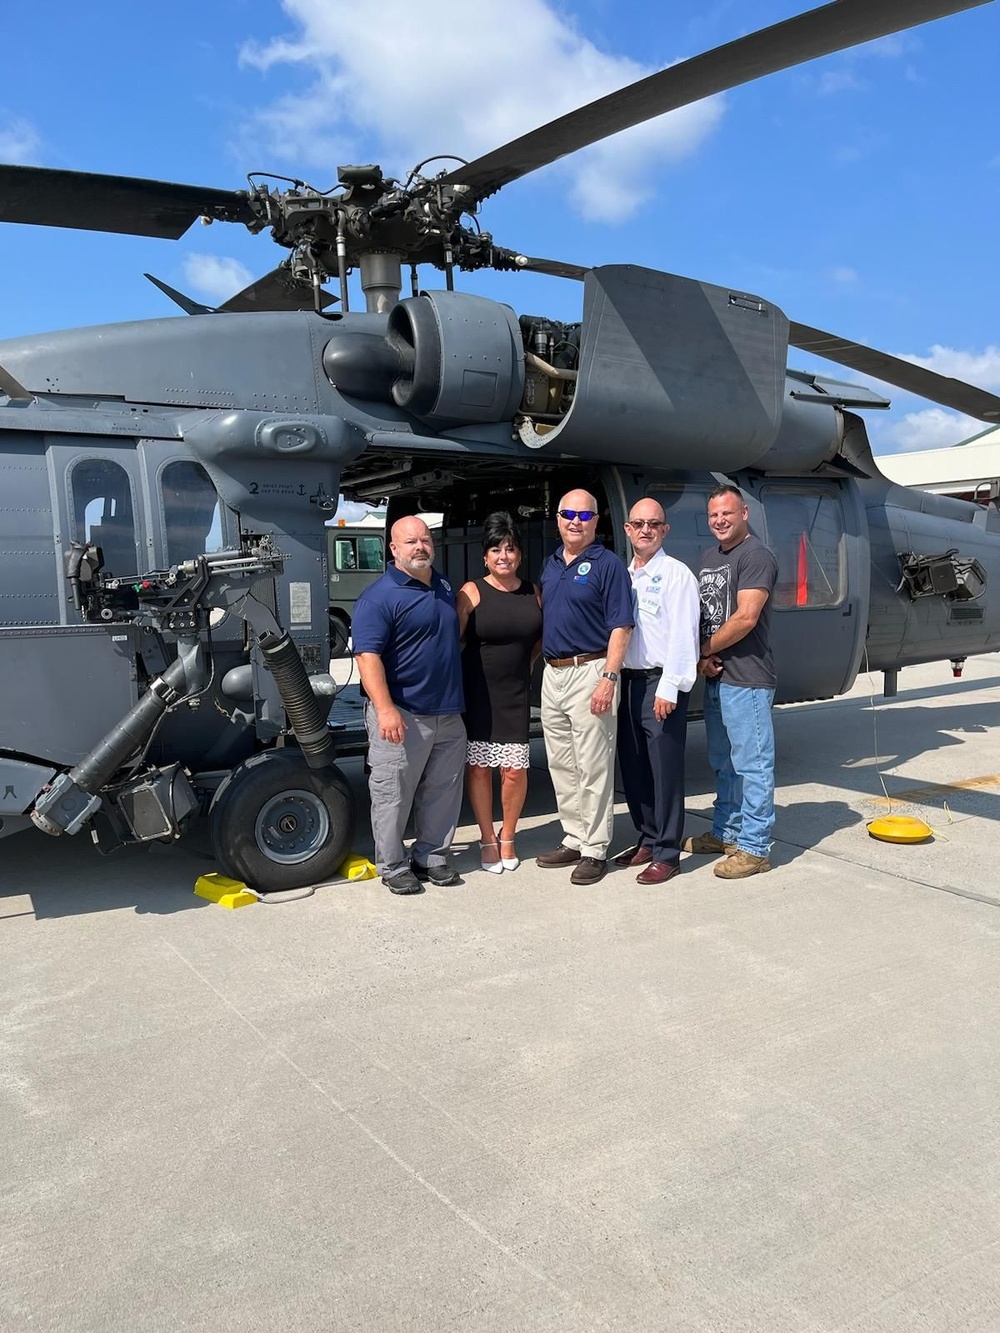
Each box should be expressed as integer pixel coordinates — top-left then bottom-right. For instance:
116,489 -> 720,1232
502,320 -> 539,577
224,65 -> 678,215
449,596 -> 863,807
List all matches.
702,679 -> 775,858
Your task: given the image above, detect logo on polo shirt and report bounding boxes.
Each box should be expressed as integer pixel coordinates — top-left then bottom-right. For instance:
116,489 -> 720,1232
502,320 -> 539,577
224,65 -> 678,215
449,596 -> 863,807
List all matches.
441,579 -> 452,591
574,561 -> 592,582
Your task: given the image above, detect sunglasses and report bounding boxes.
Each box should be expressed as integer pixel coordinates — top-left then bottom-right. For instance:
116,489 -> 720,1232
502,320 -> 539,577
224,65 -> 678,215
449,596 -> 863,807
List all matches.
626,519 -> 665,530
557,509 -> 596,522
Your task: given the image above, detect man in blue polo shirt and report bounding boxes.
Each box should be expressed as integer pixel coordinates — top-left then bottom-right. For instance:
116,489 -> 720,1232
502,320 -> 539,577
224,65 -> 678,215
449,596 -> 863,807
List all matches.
537,489 -> 634,885
353,515 -> 466,895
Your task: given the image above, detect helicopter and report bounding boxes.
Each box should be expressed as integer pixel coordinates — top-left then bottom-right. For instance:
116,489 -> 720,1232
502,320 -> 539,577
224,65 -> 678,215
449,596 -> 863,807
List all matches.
1,0 -> 998,893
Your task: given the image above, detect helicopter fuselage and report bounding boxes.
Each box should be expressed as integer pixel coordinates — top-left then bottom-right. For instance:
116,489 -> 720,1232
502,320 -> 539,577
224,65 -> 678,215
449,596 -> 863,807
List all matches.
1,270 -> 997,882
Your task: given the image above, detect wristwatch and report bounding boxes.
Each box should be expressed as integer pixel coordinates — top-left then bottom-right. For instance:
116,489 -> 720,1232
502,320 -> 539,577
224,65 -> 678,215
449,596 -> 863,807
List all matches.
602,671 -> 619,682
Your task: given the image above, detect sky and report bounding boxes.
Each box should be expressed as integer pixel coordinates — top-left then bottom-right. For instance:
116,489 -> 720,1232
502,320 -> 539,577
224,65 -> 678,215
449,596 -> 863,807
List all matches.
1,0 -> 998,470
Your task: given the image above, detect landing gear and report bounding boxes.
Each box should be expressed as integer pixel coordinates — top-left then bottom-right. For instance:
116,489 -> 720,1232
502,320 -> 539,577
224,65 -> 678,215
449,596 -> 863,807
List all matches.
209,749 -> 355,892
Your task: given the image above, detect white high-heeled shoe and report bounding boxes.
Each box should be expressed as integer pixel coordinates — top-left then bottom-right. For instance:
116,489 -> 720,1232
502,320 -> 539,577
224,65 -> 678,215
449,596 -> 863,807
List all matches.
480,841 -> 504,874
499,837 -> 520,871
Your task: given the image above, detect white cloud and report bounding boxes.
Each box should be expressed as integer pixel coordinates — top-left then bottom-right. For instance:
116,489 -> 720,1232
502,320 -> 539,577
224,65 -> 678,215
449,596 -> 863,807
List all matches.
901,344 -> 1000,389
0,114 -> 41,163
829,266 -> 858,286
808,31 -> 915,95
861,34 -> 913,61
877,406 -> 981,454
817,70 -> 863,96
181,254 -> 254,303
237,0 -> 725,222
861,345 -> 1000,453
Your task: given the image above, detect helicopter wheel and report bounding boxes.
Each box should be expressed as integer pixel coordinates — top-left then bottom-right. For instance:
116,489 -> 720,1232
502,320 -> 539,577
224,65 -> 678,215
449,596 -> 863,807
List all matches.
328,612 -> 350,659
209,749 -> 356,893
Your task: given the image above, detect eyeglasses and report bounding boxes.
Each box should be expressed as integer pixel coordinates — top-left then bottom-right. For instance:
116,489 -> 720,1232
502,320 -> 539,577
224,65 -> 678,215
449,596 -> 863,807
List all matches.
557,509 -> 596,522
626,519 -> 664,530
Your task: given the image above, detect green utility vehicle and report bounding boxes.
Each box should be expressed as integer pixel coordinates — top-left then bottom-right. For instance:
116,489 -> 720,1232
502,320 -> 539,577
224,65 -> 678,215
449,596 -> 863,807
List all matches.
326,522 -> 386,656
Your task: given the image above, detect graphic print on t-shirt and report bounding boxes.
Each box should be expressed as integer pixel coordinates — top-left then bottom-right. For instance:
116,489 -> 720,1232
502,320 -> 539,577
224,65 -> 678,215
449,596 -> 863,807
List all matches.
699,564 -> 732,641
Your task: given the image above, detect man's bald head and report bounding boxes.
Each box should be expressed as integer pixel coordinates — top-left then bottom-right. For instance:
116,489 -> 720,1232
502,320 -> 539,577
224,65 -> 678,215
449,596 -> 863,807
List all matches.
390,516 -> 435,582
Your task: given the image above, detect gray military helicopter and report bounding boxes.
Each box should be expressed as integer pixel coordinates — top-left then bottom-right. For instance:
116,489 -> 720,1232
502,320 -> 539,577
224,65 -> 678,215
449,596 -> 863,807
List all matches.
1,0 -> 998,892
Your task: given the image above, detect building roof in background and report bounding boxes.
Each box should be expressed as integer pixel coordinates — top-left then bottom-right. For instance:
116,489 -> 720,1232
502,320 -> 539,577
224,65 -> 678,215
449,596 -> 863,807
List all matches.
877,426 -> 1000,493
326,511 -> 443,530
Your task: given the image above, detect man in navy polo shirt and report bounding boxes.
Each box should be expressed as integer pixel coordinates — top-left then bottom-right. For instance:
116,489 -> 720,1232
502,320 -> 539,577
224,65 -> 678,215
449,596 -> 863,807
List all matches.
353,515 -> 466,895
537,489 -> 634,885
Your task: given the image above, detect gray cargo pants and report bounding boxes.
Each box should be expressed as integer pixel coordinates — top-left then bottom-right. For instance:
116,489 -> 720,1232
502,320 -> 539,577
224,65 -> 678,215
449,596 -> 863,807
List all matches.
364,703 -> 466,876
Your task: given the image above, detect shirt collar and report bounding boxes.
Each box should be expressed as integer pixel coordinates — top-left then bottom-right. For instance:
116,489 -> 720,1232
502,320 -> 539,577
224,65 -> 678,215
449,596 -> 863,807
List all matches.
386,563 -> 437,589
628,546 -> 667,576
554,540 -> 604,568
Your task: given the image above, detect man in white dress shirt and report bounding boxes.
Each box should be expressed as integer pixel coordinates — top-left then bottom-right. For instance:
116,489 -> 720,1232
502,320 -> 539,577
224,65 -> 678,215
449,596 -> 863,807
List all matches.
613,498 -> 701,884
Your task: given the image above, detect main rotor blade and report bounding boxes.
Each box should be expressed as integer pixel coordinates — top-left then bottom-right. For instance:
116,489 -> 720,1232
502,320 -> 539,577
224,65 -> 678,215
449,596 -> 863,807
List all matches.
444,0 -> 990,199
512,255 -> 589,281
789,322 -> 1000,421
0,165 -> 254,238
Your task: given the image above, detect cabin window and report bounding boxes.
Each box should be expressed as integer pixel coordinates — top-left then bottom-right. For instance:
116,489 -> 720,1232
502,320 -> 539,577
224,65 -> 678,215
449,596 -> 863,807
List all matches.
162,461 -> 223,564
762,489 -> 845,609
335,534 -> 384,572
71,458 -> 137,578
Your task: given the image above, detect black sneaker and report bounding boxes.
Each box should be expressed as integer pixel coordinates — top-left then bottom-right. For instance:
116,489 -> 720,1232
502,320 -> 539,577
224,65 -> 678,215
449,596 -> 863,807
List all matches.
383,868 -> 423,895
411,861 -> 460,886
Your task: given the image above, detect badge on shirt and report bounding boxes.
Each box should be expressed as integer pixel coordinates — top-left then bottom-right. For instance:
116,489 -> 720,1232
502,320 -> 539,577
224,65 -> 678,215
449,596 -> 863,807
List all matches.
574,560 -> 592,584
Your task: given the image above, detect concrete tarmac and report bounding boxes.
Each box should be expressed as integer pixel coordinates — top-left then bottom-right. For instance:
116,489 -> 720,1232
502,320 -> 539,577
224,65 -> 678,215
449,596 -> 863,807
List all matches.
3,657 -> 1000,1332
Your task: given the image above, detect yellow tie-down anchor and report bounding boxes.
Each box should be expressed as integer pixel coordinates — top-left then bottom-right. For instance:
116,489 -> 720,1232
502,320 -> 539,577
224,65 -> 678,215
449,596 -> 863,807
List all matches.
866,815 -> 932,845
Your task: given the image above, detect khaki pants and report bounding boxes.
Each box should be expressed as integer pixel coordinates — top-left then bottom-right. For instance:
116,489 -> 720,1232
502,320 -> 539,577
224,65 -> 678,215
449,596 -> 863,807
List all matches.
541,658 -> 619,859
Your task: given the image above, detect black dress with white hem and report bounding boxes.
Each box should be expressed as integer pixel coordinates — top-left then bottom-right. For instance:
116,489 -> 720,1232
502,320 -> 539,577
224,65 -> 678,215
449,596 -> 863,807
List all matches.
462,578 -> 542,769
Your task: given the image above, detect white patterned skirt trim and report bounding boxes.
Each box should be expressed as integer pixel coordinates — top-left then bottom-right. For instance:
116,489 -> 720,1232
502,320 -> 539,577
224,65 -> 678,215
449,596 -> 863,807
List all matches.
466,740 -> 531,770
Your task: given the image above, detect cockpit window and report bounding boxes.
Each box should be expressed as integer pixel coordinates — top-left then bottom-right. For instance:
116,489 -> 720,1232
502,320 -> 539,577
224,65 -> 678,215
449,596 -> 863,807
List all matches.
71,458 -> 137,578
162,461 -> 223,564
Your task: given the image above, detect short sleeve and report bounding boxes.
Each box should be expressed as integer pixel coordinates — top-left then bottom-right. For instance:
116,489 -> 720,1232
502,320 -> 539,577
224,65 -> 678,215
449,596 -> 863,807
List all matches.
738,545 -> 777,594
351,588 -> 392,655
602,555 -> 636,629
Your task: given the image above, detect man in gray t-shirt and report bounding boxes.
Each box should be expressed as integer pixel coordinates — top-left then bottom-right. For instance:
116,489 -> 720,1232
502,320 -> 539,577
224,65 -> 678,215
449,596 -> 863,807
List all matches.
686,485 -> 778,878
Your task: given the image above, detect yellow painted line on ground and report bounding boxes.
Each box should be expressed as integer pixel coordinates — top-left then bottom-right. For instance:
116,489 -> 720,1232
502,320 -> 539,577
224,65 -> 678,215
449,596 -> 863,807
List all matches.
869,773 -> 1000,809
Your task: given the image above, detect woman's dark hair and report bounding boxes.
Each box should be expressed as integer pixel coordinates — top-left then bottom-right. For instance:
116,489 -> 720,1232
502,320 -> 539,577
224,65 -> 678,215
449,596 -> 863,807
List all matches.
482,511 -> 523,554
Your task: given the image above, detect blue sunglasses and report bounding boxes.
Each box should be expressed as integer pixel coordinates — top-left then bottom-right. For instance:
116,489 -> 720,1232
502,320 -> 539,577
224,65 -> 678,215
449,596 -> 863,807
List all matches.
557,509 -> 596,521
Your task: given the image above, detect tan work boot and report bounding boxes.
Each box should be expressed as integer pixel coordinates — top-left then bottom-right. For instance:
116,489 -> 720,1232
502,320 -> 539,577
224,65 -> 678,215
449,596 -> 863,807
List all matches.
713,849 -> 771,879
683,831 -> 737,855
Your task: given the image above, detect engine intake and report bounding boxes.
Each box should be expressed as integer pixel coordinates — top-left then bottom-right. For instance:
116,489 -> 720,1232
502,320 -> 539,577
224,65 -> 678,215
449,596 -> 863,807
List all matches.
385,291 -> 524,427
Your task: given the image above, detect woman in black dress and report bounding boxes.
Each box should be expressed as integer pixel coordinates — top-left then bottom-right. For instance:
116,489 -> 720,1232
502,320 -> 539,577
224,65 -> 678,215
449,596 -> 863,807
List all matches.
456,513 -> 542,873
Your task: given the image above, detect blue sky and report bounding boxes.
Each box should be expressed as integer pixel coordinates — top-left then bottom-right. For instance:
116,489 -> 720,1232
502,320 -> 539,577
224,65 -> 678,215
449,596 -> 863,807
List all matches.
1,0 -> 998,460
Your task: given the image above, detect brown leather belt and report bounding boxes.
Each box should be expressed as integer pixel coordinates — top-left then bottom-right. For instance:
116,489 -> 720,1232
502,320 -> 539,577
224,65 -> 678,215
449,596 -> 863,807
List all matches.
545,652 -> 605,668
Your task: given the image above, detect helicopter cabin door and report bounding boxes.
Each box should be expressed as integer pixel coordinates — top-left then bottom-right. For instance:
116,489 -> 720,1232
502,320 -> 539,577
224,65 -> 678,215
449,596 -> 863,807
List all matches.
753,479 -> 868,704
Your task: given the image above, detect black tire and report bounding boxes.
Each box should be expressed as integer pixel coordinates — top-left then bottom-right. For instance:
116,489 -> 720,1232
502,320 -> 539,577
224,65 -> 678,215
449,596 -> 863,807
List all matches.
328,612 -> 350,659
209,749 -> 356,892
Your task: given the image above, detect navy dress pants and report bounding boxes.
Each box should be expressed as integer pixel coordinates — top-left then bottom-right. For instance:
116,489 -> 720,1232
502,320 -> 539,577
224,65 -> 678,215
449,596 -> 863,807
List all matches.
616,673 -> 690,867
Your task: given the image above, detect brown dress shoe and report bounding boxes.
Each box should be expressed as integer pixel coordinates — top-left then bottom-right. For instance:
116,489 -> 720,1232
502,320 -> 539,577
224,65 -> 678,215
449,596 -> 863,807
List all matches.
636,861 -> 680,885
536,845 -> 582,868
570,857 -> 607,885
613,844 -> 653,868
